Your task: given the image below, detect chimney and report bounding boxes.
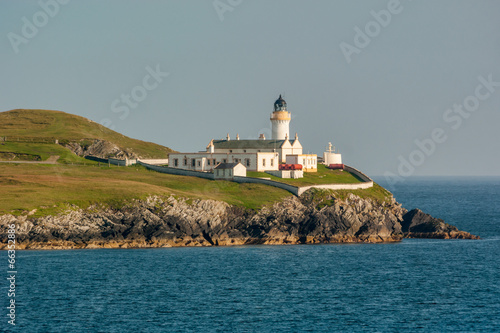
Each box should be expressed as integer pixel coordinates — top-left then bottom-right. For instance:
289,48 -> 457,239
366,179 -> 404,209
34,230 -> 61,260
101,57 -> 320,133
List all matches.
259,134 -> 266,140
226,133 -> 230,141
236,133 -> 240,140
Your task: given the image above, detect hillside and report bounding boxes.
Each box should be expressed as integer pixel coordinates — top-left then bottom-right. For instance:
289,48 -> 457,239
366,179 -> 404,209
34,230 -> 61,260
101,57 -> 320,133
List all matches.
0,109 -> 174,160
0,163 -> 294,216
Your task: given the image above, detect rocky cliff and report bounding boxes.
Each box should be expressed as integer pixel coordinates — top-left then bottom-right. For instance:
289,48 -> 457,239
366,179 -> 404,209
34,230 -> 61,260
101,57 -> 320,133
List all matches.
63,139 -> 138,159
0,190 -> 478,250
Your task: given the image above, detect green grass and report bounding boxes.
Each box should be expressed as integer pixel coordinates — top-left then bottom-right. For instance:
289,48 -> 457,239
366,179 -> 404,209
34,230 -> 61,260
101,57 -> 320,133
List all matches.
300,183 -> 393,209
0,163 -> 292,216
0,109 -> 174,158
328,183 -> 393,204
247,164 -> 363,186
0,142 -> 97,164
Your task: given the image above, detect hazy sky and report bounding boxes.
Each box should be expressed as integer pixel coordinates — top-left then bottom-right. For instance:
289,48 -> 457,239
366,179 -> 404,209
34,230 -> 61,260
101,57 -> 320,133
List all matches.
1,0 -> 499,178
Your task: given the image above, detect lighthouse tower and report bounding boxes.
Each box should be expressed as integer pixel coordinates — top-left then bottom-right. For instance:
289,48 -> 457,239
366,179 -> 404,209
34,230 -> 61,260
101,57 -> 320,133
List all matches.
271,95 -> 291,140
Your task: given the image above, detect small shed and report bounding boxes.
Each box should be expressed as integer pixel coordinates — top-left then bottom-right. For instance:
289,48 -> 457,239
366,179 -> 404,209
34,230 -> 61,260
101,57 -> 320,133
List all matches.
214,162 -> 246,180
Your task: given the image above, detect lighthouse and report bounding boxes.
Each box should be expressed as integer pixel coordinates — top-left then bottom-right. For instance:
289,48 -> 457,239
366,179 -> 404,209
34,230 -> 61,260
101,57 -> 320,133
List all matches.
270,95 -> 291,140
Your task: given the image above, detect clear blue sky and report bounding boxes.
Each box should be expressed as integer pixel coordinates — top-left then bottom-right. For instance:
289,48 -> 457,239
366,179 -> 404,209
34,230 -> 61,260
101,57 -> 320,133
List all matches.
1,0 -> 499,177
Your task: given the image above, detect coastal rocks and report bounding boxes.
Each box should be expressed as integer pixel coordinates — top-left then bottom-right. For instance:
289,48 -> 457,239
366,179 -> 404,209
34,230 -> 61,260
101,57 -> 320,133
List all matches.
0,191 -> 479,250
402,209 -> 480,240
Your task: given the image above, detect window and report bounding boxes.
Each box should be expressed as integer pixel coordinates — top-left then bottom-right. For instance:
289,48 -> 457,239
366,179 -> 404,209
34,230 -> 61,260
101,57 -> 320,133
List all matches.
303,159 -> 306,165
183,159 -> 187,166
245,159 -> 250,167
270,159 -> 274,167
207,159 -> 211,166
174,159 -> 178,167
223,159 -> 227,163
229,170 -> 232,176
263,159 -> 266,167
197,161 -> 201,167
229,150 -> 232,153
243,150 -> 246,153
192,159 -> 196,167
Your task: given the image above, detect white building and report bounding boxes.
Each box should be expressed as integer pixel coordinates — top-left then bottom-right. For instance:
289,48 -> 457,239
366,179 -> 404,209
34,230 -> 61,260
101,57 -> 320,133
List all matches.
286,154 -> 318,172
214,162 -> 246,180
323,142 -> 342,166
169,151 -> 278,172
168,95 -> 317,173
206,132 -> 302,164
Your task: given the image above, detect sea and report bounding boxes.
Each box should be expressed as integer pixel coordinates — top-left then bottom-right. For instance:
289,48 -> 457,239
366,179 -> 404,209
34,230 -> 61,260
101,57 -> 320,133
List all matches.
2,177 -> 500,332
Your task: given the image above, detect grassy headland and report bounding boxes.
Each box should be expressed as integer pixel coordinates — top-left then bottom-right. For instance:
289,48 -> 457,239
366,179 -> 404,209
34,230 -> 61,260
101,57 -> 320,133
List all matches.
0,109 -> 392,217
0,163 -> 293,216
0,109 -> 174,159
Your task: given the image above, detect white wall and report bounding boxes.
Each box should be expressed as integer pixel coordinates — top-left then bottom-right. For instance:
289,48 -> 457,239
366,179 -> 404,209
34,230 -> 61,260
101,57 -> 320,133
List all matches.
286,154 -> 317,172
168,152 -> 278,172
323,152 -> 342,165
138,159 -> 169,165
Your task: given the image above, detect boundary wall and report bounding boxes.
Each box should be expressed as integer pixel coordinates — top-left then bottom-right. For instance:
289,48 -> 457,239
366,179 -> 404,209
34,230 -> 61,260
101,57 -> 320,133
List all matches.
233,176 -> 299,196
138,159 -> 169,165
120,160 -> 374,197
137,161 -> 215,180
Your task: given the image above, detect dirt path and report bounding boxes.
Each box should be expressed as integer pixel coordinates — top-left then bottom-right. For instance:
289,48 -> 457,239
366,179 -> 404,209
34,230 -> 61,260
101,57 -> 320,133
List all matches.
0,155 -> 60,164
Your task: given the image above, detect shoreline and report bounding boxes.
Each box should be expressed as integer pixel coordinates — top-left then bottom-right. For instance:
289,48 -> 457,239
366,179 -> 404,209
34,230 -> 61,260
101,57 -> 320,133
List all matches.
1,232 -> 481,251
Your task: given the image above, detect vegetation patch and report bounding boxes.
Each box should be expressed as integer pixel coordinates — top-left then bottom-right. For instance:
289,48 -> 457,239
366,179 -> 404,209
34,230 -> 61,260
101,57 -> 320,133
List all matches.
0,142 -> 97,164
0,109 -> 175,158
0,163 -> 292,217
247,164 -> 362,186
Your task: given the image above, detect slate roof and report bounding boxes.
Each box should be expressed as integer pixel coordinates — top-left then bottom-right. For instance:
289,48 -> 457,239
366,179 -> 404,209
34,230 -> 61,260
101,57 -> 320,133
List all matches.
214,162 -> 242,169
212,139 -> 297,149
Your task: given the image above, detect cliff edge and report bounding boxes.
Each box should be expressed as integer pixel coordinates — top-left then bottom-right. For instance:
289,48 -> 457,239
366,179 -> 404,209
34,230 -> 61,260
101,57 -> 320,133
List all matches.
0,189 -> 478,250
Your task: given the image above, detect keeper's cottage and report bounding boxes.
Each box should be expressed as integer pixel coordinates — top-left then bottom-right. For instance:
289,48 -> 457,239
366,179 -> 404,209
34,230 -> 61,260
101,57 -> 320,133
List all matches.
168,95 -> 318,173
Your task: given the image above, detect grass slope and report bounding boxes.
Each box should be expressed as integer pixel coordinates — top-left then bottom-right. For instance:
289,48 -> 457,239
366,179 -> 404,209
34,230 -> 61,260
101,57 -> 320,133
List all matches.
0,163 -> 391,217
0,142 -> 95,164
247,164 -> 362,186
0,109 -> 174,158
0,164 -> 293,215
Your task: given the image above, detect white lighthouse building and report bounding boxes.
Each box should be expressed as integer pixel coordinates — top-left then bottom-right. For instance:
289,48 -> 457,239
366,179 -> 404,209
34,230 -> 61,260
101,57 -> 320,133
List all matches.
168,95 -> 317,173
270,95 -> 291,140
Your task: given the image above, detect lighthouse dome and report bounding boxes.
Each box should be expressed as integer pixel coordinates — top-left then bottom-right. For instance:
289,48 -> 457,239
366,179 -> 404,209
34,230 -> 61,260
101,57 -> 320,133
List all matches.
274,95 -> 287,111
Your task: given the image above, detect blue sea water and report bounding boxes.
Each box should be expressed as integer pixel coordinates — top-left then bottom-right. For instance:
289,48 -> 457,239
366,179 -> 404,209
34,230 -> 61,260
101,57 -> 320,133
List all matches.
2,177 -> 500,332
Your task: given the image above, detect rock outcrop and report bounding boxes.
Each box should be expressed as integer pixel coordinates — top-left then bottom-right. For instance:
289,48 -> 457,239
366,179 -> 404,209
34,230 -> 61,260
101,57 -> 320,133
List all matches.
63,139 -> 137,159
402,208 -> 479,240
0,190 -> 479,250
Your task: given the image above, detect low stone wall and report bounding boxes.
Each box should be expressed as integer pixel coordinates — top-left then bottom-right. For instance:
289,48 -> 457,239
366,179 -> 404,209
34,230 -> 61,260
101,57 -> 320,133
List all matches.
233,176 -> 299,196
296,182 -> 373,196
138,161 -> 373,197
295,165 -> 374,196
343,165 -> 372,182
108,158 -> 137,166
137,161 -> 215,180
137,159 -> 169,165
84,155 -> 108,164
86,156 -> 167,167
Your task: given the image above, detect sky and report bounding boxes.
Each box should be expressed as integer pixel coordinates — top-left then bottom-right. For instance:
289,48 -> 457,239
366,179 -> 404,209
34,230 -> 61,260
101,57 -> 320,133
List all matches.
1,0 -> 499,179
